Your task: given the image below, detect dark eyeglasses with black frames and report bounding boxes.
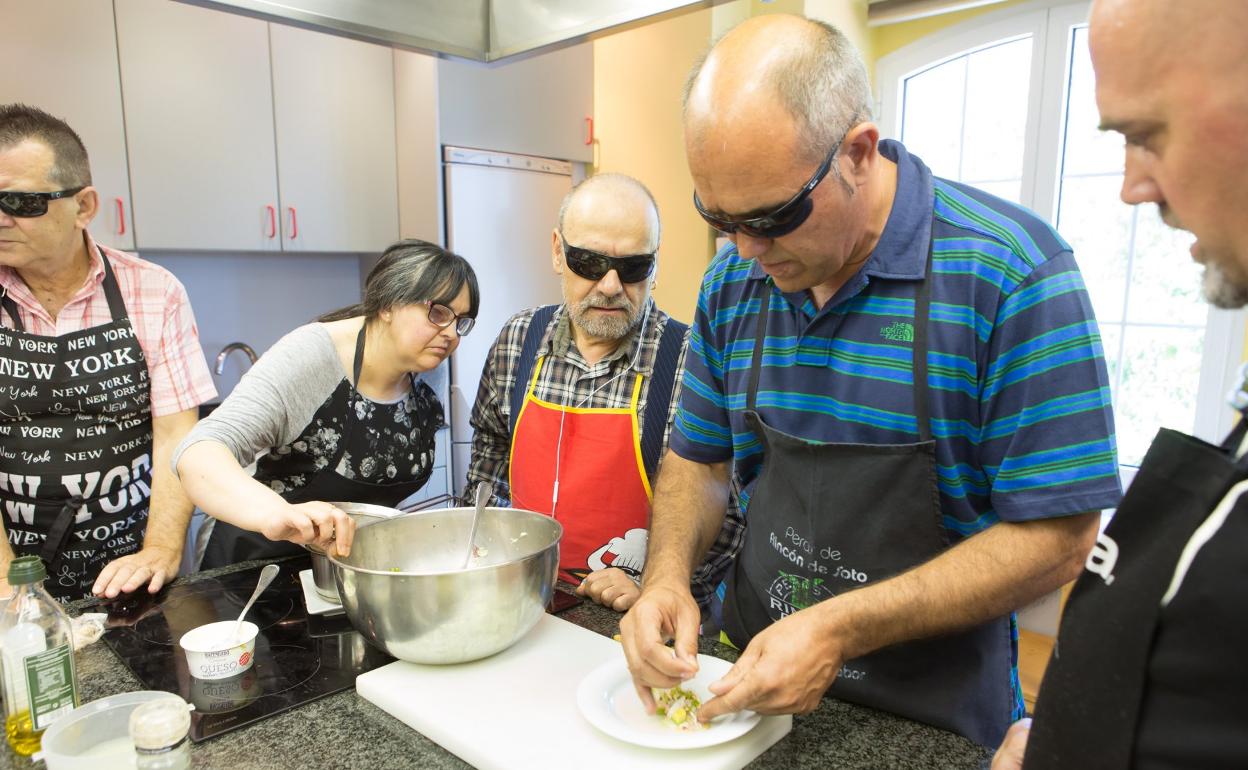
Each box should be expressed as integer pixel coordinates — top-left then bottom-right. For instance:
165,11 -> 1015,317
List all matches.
558,232 -> 656,284
0,188 -> 85,218
424,301 -> 475,336
692,129 -> 849,240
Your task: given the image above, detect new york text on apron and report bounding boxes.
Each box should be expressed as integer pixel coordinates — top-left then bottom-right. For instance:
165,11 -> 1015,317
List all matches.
0,251 -> 153,601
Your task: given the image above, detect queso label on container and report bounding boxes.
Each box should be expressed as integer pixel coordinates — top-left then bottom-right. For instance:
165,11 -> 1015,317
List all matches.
24,643 -> 78,730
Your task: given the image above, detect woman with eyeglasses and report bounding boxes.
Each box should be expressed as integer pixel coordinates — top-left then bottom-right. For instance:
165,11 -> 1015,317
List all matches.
175,239 -> 478,568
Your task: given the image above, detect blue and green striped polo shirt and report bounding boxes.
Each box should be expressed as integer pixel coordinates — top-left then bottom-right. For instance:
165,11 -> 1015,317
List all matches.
671,139 -> 1123,535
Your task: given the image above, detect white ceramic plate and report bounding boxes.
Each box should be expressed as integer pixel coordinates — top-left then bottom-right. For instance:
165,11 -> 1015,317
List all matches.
576,654 -> 761,750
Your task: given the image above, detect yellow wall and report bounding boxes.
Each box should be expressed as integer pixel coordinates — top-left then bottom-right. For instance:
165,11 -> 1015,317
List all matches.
592,8 -> 715,324
592,1 -> 873,324
870,0 -> 1028,61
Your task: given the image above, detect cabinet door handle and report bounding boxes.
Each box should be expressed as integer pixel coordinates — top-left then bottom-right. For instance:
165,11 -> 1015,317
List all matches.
266,205 -> 277,239
287,206 -> 298,239
115,198 -> 126,236
584,116 -> 594,146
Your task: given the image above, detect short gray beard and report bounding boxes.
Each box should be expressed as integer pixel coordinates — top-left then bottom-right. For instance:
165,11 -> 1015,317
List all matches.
570,292 -> 642,340
1202,261 -> 1248,309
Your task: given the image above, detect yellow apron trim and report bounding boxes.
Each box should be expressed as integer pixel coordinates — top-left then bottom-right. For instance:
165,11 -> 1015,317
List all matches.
508,356 -> 651,499
507,356 -> 547,494
627,373 -> 651,500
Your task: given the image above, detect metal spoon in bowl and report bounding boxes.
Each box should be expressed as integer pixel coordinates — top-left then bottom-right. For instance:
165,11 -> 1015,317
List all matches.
462,481 -> 494,569
233,563 -> 280,642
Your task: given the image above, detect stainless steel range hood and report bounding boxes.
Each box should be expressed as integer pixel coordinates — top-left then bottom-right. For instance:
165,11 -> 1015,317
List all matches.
182,0 -> 727,62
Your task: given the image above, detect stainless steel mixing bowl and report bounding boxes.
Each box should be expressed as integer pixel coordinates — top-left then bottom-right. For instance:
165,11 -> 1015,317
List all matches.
328,507 -> 561,664
307,502 -> 401,600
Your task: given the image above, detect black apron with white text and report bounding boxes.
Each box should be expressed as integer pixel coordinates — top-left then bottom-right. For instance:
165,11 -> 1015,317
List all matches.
1025,420 -> 1248,769
0,252 -> 153,601
721,245 -> 1014,748
201,325 -> 429,567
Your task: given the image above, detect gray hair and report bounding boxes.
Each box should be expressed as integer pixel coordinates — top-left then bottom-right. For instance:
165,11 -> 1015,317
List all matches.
557,173 -> 662,252
0,103 -> 93,187
318,239 -> 480,324
683,18 -> 874,162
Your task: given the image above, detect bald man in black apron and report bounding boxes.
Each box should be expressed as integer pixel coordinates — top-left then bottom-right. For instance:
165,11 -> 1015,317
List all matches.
992,2 -> 1248,768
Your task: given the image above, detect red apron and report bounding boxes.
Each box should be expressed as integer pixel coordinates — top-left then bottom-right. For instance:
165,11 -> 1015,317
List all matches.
509,356 -> 651,585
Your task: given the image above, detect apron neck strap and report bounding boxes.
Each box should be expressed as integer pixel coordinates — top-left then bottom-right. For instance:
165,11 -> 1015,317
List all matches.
911,239 -> 935,443
745,237 -> 936,441
747,287 -> 770,413
0,247 -> 124,330
352,323 -> 367,387
0,285 -> 22,331
98,249 -> 128,322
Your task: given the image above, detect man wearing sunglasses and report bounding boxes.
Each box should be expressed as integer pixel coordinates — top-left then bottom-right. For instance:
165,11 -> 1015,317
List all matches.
465,173 -> 741,614
619,16 -> 1121,748
0,104 -> 215,602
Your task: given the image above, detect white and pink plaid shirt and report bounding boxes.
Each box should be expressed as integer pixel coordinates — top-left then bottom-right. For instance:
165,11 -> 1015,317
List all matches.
0,232 -> 216,417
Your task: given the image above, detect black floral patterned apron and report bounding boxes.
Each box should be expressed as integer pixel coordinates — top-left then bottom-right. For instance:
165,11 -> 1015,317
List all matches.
201,325 -> 430,567
720,243 -> 1014,747
0,252 -> 153,601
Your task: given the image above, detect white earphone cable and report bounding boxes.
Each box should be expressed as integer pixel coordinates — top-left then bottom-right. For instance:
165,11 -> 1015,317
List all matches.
549,300 -> 653,514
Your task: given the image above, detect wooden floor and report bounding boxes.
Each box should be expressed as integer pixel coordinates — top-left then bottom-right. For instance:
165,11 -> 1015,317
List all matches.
1019,628 -> 1057,713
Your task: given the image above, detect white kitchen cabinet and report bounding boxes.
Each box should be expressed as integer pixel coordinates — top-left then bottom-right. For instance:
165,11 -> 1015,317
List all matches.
394,49 -> 442,244
270,25 -> 399,253
115,0 -> 282,252
1,0 -> 134,251
438,43 -> 594,163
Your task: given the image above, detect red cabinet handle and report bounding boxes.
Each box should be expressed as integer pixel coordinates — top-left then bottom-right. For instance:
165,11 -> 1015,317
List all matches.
115,198 -> 125,236
287,206 -> 298,239
266,205 -> 277,239
584,116 -> 594,146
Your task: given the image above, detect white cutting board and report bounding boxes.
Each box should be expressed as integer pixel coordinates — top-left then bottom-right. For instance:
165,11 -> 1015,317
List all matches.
356,614 -> 791,769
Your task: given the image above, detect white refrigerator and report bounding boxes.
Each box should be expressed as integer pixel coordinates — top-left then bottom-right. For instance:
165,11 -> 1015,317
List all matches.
443,146 -> 575,498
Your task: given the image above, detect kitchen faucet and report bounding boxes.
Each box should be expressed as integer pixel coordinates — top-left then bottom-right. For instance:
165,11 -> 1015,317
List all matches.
214,342 -> 258,375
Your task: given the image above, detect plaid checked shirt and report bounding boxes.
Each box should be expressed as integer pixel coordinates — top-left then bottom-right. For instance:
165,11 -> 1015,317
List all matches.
466,300 -> 744,607
0,233 -> 216,416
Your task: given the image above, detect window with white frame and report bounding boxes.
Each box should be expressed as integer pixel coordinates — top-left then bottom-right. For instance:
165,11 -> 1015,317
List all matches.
876,0 -> 1246,472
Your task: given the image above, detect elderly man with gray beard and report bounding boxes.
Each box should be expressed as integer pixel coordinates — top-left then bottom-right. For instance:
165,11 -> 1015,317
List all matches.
991,1 -> 1248,768
465,173 -> 741,614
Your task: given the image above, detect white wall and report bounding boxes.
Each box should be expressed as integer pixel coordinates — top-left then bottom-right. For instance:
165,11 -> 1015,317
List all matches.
145,251 -> 365,399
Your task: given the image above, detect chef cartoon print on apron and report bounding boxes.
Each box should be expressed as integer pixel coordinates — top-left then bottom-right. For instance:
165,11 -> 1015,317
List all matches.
0,252 -> 153,601
720,241 -> 1015,748
506,305 -> 686,587
509,356 -> 653,585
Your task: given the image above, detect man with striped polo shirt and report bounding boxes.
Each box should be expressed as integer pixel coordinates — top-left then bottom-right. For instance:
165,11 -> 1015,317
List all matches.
618,15 -> 1122,747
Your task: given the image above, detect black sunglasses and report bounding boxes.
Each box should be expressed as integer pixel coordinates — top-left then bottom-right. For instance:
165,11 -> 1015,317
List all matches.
424,301 -> 475,336
0,187 -> 85,218
692,130 -> 848,240
559,233 -> 656,284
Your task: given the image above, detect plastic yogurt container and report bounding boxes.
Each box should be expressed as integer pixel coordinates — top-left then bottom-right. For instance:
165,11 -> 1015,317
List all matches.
178,620 -> 259,680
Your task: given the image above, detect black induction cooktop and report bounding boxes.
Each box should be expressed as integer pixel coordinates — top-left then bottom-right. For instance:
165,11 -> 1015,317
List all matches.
101,558 -> 393,742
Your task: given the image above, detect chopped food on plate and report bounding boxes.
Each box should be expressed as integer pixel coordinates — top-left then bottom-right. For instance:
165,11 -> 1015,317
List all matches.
652,685 -> 708,730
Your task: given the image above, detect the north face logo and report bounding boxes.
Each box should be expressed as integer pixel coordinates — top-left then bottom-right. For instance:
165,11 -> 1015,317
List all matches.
879,322 -> 914,342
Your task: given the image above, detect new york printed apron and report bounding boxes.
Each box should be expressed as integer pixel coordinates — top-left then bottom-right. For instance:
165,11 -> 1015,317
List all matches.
509,356 -> 652,585
0,253 -> 153,601
202,324 -> 429,567
721,246 -> 1014,748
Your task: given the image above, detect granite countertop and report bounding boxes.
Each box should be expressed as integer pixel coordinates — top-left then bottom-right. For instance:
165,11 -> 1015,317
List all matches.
1,560 -> 993,770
